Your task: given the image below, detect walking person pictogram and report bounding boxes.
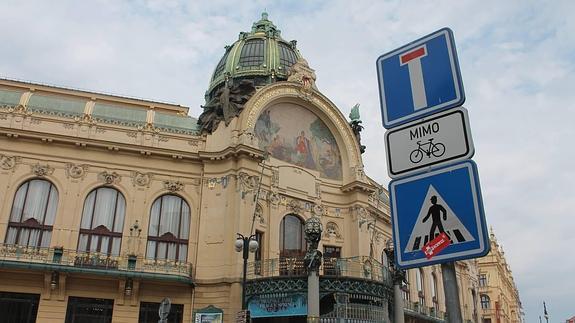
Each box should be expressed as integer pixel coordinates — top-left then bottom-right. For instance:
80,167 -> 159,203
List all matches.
422,195 -> 446,240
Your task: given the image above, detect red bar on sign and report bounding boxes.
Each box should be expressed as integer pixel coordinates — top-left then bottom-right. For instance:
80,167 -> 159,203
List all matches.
421,232 -> 451,260
400,47 -> 426,64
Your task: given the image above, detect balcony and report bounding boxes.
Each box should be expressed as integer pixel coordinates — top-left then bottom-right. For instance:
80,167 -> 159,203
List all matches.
247,255 -> 392,283
0,244 -> 193,284
245,256 -> 393,302
403,301 -> 446,322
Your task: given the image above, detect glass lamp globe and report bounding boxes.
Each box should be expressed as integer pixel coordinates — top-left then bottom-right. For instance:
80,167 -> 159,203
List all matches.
249,239 -> 259,252
234,238 -> 244,252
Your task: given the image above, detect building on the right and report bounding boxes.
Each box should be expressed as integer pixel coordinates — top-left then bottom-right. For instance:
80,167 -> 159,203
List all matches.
475,228 -> 523,323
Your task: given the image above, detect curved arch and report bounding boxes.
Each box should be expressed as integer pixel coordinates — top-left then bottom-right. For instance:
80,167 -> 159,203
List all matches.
480,294 -> 491,309
238,83 -> 363,182
77,186 -> 126,256
279,214 -> 306,257
145,194 -> 191,261
5,178 -> 59,247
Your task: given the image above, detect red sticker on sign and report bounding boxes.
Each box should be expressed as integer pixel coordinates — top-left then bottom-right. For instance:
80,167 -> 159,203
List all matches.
422,232 -> 451,259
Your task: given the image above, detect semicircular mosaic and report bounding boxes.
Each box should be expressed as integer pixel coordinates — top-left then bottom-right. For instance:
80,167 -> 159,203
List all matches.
255,103 -> 342,180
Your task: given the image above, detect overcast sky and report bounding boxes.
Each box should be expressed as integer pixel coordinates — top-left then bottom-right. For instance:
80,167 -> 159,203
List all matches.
1,0 -> 573,321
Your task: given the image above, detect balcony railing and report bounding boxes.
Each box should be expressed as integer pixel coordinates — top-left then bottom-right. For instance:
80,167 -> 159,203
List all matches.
404,301 -> 446,321
0,243 -> 192,278
247,256 -> 392,284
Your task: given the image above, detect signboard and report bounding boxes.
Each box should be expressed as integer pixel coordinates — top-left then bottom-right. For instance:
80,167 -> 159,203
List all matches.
385,107 -> 474,177
194,306 -> 223,323
389,161 -> 489,268
248,294 -> 307,318
377,28 -> 465,128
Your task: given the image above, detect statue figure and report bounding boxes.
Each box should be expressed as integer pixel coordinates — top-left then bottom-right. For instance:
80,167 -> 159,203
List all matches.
287,58 -> 317,90
349,103 -> 366,154
304,216 -> 323,273
198,79 -> 256,134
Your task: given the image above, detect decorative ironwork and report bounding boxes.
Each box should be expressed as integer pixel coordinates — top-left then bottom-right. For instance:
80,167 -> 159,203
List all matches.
0,243 -> 192,278
245,277 -> 307,296
304,216 -> 323,273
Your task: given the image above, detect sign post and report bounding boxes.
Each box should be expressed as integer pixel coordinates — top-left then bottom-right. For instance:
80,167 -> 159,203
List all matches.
378,27 -> 487,322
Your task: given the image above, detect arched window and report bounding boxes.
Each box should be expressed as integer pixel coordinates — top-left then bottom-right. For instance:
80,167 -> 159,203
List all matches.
5,179 -> 58,247
78,187 -> 126,256
416,268 -> 425,306
146,194 -> 190,261
402,271 -> 410,302
480,294 -> 491,309
431,273 -> 439,312
279,214 -> 306,257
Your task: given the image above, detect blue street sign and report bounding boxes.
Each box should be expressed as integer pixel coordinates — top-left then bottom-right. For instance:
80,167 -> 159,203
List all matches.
389,160 -> 489,269
377,28 -> 465,129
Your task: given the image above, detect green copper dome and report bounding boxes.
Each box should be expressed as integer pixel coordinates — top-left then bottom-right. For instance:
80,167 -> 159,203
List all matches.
206,13 -> 303,100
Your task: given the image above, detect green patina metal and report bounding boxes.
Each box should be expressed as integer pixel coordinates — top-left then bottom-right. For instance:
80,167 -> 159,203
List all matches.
92,102 -> 147,127
206,12 -> 303,100
154,111 -> 200,135
245,276 -> 393,301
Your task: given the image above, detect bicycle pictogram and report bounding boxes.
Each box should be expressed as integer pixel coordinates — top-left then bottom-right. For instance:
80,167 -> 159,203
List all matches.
409,138 -> 446,163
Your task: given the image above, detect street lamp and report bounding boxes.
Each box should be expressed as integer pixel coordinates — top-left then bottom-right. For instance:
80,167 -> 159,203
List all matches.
235,233 -> 259,310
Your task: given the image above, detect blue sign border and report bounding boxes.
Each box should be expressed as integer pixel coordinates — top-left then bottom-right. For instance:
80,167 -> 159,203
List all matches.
389,160 -> 489,269
377,28 -> 465,129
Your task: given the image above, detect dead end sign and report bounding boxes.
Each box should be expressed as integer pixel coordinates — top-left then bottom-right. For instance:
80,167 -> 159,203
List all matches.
389,160 -> 489,269
385,107 -> 474,178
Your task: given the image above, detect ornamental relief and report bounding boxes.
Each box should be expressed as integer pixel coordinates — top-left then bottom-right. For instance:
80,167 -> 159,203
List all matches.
66,163 -> 89,179
164,180 -> 184,192
0,154 -> 20,170
31,163 -> 54,177
99,171 -> 121,185
325,222 -> 342,239
132,172 -> 152,187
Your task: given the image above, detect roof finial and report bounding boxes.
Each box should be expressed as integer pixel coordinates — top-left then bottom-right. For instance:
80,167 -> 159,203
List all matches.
262,11 -> 268,20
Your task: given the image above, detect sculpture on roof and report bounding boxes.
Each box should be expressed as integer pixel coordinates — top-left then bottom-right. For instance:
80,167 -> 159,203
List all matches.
198,79 -> 256,134
287,58 -> 317,90
349,103 -> 366,154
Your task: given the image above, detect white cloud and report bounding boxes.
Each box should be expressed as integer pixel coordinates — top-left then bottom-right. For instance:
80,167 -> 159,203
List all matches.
1,0 -> 573,320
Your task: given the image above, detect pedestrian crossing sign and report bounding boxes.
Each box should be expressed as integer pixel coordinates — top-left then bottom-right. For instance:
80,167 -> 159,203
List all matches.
389,161 -> 489,268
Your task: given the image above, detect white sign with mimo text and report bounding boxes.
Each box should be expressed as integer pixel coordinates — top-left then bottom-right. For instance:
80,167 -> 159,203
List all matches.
385,107 -> 474,178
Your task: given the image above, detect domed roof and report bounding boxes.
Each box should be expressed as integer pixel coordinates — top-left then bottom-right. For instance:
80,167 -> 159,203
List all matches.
206,13 -> 303,100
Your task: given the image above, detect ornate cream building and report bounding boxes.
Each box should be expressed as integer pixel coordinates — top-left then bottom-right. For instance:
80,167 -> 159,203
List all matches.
0,13 -> 495,323
476,230 -> 523,323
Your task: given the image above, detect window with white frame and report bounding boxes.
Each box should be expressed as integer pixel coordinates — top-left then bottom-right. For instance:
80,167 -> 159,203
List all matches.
480,294 -> 491,309
5,179 -> 58,248
416,268 -> 425,306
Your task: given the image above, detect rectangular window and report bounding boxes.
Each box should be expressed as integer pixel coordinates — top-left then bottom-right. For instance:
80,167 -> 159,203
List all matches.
0,292 -> 40,323
254,231 -> 263,275
323,246 -> 341,276
65,296 -> 114,323
139,302 -> 183,323
479,274 -> 487,287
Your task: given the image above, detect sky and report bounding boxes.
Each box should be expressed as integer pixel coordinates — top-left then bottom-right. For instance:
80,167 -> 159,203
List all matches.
1,0 -> 573,321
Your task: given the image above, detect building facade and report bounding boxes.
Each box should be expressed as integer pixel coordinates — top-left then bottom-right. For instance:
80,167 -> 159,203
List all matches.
476,230 -> 523,323
1,14 -> 489,323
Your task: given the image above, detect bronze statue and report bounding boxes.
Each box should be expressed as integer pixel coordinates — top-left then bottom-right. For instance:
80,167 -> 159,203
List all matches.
349,103 -> 366,154
198,79 -> 256,134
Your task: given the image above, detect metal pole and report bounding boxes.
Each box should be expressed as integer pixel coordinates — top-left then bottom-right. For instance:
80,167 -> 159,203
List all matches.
242,237 -> 249,310
441,262 -> 462,323
393,282 -> 405,323
307,270 -> 320,323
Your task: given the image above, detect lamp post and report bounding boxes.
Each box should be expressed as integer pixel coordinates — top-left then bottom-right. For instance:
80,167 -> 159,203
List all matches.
384,239 -> 405,323
235,233 -> 259,310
